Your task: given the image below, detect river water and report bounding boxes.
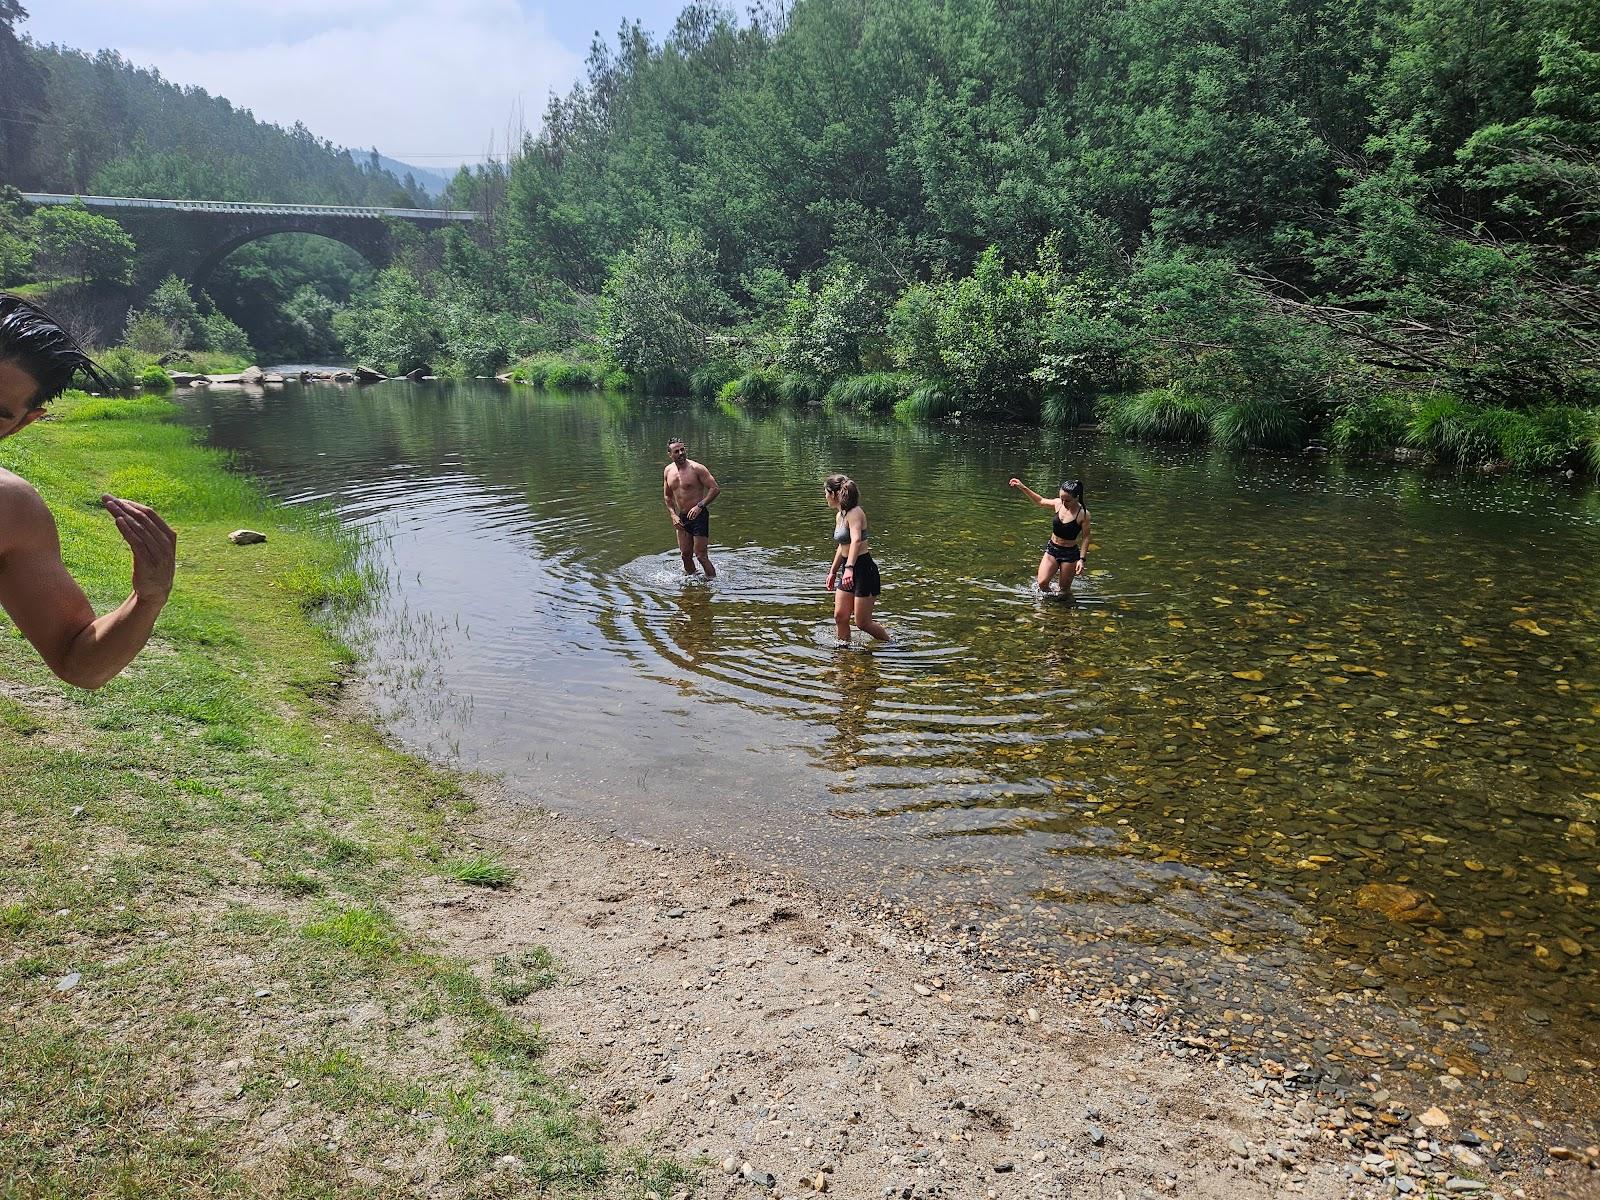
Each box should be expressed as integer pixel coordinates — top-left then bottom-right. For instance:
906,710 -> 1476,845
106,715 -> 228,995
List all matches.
180,378 -> 1599,1135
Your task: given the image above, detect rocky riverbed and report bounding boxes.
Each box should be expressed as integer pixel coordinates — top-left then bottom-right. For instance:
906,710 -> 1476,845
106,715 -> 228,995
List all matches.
402,782 -> 1599,1200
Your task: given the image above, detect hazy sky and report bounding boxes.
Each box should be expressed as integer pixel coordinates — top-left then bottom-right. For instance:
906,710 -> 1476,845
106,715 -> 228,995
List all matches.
19,0 -> 697,168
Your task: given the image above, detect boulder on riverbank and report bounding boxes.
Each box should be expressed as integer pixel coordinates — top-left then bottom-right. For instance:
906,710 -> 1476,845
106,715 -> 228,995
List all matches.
228,529 -> 267,545
355,366 -> 388,383
168,372 -> 198,387
240,366 -> 266,385
403,368 -> 428,381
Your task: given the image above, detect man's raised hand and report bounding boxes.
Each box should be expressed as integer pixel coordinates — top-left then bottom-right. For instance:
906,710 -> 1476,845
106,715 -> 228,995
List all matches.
102,494 -> 176,601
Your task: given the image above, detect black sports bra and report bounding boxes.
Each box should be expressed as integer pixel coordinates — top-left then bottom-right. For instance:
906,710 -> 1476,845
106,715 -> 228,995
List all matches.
1052,509 -> 1081,540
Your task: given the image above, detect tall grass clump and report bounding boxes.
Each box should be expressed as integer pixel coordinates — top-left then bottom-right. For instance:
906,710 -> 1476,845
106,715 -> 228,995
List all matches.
824,372 -> 915,414
138,364 -> 173,393
446,853 -> 516,889
1405,392 -> 1494,466
690,359 -> 741,399
1100,388 -> 1214,442
510,353 -> 627,390
893,383 -> 960,422
1041,390 -> 1097,428
1331,392 -> 1413,457
718,368 -> 782,405
1513,405 -> 1596,472
1210,394 -> 1308,451
777,373 -> 827,404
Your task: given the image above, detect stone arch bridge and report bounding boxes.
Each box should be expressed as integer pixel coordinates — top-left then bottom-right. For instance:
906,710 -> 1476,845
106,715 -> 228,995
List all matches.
20,192 -> 480,288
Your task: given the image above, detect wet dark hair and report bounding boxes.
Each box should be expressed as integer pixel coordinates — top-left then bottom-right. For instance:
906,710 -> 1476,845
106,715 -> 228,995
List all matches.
668,436 -> 686,449
0,294 -> 112,409
1058,479 -> 1085,502
825,473 -> 859,512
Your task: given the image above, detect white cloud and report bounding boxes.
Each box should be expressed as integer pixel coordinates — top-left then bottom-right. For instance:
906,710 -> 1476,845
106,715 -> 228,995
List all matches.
115,0 -> 582,166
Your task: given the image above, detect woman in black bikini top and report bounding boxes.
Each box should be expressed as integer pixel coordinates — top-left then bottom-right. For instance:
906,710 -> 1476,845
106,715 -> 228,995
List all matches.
1008,475 -> 1090,595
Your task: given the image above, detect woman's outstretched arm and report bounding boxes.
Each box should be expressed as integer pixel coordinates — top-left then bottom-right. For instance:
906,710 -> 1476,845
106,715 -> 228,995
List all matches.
1008,478 -> 1054,507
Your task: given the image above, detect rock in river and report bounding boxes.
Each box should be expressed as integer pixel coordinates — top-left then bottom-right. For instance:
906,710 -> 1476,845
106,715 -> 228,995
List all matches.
1355,882 -> 1443,924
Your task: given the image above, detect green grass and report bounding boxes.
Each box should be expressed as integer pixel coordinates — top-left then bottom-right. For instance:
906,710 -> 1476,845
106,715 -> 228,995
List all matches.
138,364 -> 174,393
690,358 -> 741,399
893,382 -> 961,421
445,852 -> 516,888
1331,391 -> 1414,457
509,353 -> 629,391
1209,393 -> 1308,451
718,367 -> 782,405
824,371 -> 915,413
0,392 -> 683,1196
493,947 -> 559,1003
1100,387 -> 1215,442
4,277 -> 72,300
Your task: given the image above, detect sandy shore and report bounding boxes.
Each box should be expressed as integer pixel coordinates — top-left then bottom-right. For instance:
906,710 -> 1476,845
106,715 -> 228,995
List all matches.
396,783 -> 1596,1200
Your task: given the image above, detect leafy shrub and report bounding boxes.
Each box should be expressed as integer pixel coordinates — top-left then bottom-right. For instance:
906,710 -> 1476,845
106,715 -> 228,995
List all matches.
138,364 -> 173,393
776,263 -> 883,381
1100,388 -> 1214,442
123,311 -> 184,356
94,347 -> 141,394
824,372 -> 915,413
598,228 -> 732,375
1331,392 -> 1414,456
887,246 -> 1058,419
198,310 -> 253,359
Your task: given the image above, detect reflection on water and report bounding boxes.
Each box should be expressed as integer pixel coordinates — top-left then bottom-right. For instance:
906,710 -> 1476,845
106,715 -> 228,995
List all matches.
179,380 -> 1599,1135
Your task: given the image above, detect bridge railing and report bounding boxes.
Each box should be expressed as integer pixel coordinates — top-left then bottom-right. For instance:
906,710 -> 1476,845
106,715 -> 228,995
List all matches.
19,193 -> 481,221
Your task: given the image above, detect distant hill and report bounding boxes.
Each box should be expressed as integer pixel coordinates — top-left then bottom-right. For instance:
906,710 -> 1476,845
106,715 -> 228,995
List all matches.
373,155 -> 456,200
1,35 -> 425,207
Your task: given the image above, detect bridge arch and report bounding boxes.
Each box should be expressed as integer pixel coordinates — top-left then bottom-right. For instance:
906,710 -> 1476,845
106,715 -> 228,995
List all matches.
185,220 -> 392,290
18,193 -> 479,289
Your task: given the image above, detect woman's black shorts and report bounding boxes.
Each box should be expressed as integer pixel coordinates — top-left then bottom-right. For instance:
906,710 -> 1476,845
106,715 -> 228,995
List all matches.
1043,540 -> 1080,563
837,553 -> 882,597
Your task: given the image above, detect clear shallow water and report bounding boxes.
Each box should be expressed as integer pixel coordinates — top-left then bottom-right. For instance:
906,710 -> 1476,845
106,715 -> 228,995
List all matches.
181,380 -> 1600,1130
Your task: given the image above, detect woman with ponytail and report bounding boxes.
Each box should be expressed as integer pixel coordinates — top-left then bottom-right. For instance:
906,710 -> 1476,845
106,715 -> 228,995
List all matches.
1007,476 -> 1090,595
824,474 -> 890,644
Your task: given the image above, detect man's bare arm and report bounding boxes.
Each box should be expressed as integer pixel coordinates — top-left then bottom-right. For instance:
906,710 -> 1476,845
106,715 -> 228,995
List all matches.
663,468 -> 684,525
693,464 -> 720,512
0,483 -> 175,690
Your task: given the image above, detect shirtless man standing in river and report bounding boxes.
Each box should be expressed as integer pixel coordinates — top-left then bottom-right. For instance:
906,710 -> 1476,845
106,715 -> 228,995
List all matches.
663,436 -> 719,577
0,295 -> 177,689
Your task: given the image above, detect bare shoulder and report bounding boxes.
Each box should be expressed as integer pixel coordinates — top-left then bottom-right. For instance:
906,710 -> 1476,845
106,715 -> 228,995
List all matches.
0,468 -> 53,541
693,458 -> 715,479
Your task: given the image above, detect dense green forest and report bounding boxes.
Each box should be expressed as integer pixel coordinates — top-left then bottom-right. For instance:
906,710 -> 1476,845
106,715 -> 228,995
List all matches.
0,0 -> 416,356
347,0 -> 1598,472
6,0 -> 1600,472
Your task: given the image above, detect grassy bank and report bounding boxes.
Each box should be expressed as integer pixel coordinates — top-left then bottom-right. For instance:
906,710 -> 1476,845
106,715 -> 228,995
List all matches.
0,394 -> 685,1197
